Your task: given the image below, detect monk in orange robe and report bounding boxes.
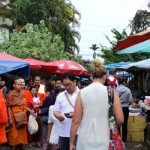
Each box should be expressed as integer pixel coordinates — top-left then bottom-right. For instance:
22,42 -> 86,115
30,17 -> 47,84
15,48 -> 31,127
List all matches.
19,78 -> 35,144
7,79 -> 27,149
0,90 -> 8,145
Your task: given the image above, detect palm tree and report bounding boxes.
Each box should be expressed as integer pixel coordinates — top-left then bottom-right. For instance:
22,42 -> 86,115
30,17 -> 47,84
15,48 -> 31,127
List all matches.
90,44 -> 99,59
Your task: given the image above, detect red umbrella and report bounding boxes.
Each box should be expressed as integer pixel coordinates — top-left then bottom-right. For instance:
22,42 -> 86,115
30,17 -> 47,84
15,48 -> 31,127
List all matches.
114,29 -> 150,51
41,60 -> 89,76
24,58 -> 58,70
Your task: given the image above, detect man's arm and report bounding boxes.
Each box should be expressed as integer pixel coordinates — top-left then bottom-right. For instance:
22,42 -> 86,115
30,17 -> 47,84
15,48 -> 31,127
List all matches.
53,111 -> 65,121
53,94 -> 65,121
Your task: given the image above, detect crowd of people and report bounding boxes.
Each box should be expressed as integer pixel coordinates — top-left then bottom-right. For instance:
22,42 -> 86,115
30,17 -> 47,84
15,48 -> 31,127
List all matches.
0,59 -> 133,150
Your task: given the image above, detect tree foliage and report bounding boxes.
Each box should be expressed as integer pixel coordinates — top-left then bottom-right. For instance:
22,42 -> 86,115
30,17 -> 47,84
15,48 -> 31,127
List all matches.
130,10 -> 150,33
3,0 -> 81,54
0,21 -> 71,61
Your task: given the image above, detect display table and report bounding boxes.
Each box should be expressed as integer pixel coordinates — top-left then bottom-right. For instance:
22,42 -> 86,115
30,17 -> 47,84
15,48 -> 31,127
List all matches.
127,116 -> 146,142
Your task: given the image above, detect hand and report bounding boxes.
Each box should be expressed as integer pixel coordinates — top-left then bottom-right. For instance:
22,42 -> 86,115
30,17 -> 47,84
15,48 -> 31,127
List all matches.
65,112 -> 74,118
34,105 -> 39,108
58,114 -> 65,121
30,110 -> 35,115
33,113 -> 37,118
70,144 -> 76,150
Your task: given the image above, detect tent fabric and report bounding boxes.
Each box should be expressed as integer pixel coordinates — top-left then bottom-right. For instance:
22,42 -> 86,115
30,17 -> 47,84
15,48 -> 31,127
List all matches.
0,60 -> 30,79
0,53 -> 25,62
117,39 -> 150,54
114,29 -> 150,51
105,62 -> 132,69
121,59 -> 150,70
24,58 -> 58,70
24,58 -> 44,69
41,60 -> 89,76
0,53 -> 42,69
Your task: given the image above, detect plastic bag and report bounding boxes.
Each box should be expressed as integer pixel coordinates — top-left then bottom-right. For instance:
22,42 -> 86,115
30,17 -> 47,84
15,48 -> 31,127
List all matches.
28,115 -> 38,135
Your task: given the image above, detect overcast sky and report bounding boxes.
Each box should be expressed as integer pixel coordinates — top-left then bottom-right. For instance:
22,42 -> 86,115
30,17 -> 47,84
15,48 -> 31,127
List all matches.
71,0 -> 149,61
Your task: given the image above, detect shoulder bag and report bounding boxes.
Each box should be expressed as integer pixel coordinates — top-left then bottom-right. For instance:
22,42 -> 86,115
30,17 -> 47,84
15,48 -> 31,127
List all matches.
107,87 -> 126,150
13,98 -> 28,129
65,93 -> 74,108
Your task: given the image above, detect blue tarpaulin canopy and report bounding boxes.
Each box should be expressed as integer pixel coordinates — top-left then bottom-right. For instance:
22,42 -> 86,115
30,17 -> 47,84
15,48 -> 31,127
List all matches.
121,59 -> 150,70
105,62 -> 132,69
0,60 -> 30,79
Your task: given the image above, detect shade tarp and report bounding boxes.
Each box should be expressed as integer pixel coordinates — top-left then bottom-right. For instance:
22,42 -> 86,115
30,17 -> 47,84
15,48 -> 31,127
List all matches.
114,29 -> 150,51
41,60 -> 89,76
121,59 -> 150,70
117,39 -> 150,54
0,53 -> 43,69
24,58 -> 58,71
0,60 -> 30,78
105,62 -> 132,69
0,53 -> 26,62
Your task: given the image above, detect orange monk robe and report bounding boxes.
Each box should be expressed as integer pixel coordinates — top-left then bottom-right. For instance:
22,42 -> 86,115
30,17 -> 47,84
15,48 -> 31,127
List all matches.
23,89 -> 33,104
23,89 -> 33,143
0,90 -> 8,144
37,93 -> 46,106
7,91 -> 27,146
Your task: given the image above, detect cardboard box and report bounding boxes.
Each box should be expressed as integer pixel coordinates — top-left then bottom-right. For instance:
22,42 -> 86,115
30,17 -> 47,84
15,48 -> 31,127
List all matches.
128,116 -> 146,129
127,129 -> 144,142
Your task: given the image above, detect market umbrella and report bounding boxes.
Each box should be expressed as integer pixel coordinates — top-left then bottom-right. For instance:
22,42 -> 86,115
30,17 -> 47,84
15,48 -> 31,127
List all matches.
114,29 -> 150,51
41,60 -> 89,76
117,39 -> 150,54
24,58 -> 58,71
0,53 -> 40,69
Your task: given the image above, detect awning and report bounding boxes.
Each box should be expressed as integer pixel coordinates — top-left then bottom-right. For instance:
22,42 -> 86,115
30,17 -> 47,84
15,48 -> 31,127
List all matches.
0,53 -> 42,69
105,62 -> 132,69
114,29 -> 150,51
0,60 -> 30,78
117,39 -> 150,54
41,60 -> 89,76
121,59 -> 150,70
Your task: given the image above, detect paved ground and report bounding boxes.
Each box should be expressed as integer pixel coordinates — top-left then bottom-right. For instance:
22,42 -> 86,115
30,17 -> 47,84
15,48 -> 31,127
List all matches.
126,142 -> 145,150
0,142 -> 146,150
26,142 -> 147,150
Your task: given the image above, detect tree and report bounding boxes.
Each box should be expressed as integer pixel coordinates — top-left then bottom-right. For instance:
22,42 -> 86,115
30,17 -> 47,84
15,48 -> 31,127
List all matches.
0,21 -> 71,61
130,10 -> 150,33
3,0 -> 81,55
89,44 -> 99,59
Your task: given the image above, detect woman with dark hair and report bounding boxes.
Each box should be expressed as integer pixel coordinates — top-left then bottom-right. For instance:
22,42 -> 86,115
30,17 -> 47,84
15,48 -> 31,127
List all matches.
35,82 -> 54,150
116,77 -> 133,142
70,60 -> 124,150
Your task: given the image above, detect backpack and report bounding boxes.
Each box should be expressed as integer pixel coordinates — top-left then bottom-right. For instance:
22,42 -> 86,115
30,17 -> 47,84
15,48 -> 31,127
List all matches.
107,77 -> 117,88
